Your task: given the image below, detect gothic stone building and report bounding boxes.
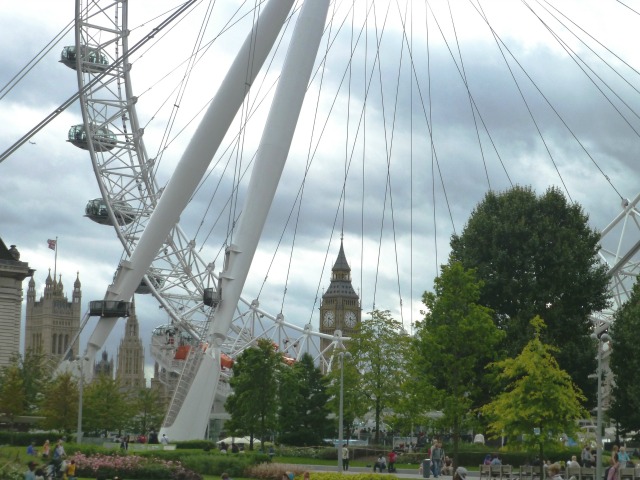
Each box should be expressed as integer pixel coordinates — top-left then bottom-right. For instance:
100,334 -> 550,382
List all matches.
25,270 -> 81,361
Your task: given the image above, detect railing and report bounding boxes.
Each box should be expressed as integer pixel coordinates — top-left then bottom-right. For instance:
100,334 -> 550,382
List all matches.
163,347 -> 204,427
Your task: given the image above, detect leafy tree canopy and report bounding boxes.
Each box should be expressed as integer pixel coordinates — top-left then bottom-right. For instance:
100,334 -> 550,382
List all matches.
450,185 -> 610,406
225,338 -> 282,447
349,309 -> 411,443
609,281 -> 640,439
82,374 -> 132,435
0,364 -> 25,424
481,316 -> 588,464
413,261 -> 504,463
128,387 -> 167,436
39,372 -> 78,434
278,353 -> 330,445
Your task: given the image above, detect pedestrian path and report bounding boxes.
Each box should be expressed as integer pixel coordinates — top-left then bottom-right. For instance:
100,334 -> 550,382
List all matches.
301,464 -> 463,479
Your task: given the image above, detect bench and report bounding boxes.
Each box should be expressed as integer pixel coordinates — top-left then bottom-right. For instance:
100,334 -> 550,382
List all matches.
518,465 -> 543,480
479,464 -> 512,480
618,467 -> 640,480
480,465 -> 491,480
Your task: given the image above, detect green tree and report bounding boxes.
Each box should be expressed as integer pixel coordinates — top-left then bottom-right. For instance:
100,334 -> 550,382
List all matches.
349,309 -> 410,443
17,350 -> 52,414
277,353 -> 330,445
40,372 -> 78,434
386,369 -> 426,439
609,281 -> 640,439
0,364 -> 26,427
0,350 -> 51,420
450,186 -> 610,406
128,387 -> 167,436
481,316 -> 588,472
83,374 -> 132,435
413,261 -> 504,465
326,351 -> 367,443
225,338 -> 281,448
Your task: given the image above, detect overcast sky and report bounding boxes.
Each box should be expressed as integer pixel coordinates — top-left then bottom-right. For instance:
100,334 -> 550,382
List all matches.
2,0 -> 639,377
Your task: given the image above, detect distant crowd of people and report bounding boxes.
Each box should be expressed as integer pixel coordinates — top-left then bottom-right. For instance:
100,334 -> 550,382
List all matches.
24,430 -> 173,479
24,438 -> 75,480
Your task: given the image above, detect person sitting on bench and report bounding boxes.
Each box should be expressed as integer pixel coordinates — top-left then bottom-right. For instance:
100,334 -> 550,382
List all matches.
374,455 -> 387,472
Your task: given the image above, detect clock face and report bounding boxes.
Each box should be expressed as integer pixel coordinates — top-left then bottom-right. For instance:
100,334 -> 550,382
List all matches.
344,311 -> 357,328
323,311 -> 335,327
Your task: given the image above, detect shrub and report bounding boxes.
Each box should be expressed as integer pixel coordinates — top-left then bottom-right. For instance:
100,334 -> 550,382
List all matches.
174,440 -> 217,451
180,453 -> 255,477
245,463 -> 313,480
73,452 -> 202,480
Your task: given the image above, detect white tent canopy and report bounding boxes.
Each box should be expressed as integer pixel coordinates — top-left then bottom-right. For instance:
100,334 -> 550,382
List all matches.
217,436 -> 261,445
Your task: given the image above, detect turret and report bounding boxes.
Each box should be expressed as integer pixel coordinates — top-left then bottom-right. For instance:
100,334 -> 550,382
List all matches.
73,272 -> 81,304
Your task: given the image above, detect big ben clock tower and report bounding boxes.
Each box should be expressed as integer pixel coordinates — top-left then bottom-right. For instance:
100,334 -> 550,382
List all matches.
319,240 -> 361,355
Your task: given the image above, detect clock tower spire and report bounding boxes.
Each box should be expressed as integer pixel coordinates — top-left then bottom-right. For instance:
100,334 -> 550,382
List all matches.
319,240 -> 361,355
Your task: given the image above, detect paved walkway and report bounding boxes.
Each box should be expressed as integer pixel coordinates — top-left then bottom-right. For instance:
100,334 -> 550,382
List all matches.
301,464 -> 466,479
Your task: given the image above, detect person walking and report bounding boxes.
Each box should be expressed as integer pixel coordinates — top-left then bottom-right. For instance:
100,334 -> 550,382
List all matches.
342,444 -> 350,471
581,445 -> 594,467
389,450 -> 398,473
41,440 -> 50,459
65,460 -> 77,480
430,440 -> 444,478
25,461 -> 37,480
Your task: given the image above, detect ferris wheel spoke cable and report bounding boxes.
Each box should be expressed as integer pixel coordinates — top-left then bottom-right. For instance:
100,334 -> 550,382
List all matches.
447,0 -> 492,190
478,0 -> 627,200
258,1 -> 346,316
466,1 -> 573,201
387,0 -> 411,325
154,0 -> 217,171
426,1 -> 518,197
0,0 -> 198,165
615,0 -> 640,16
250,0 -> 373,310
0,20 -> 74,101
370,1 -> 393,312
539,0 -> 640,93
527,0 -> 640,157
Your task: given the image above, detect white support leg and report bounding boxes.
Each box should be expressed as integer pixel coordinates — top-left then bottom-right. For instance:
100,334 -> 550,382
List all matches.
162,0 -> 330,441
82,0 -> 297,367
211,0 -> 330,346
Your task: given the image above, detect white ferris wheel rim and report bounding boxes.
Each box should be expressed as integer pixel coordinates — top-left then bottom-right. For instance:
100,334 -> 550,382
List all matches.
72,0 -> 344,373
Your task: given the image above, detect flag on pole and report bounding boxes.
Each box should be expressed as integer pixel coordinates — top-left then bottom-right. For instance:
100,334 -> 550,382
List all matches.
47,239 -> 57,250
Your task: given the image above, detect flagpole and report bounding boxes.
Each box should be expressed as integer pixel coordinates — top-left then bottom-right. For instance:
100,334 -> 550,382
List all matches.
53,236 -> 58,282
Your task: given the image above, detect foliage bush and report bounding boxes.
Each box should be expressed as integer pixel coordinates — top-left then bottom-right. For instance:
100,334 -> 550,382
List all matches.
250,464 -> 402,480
174,440 -> 218,450
439,444 -> 582,467
0,448 -> 23,480
177,452 -> 267,477
0,431 -> 72,447
73,452 -> 202,480
296,473 -> 396,480
244,463 -> 385,480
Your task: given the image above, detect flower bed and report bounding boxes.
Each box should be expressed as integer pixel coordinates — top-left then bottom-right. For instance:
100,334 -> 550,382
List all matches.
73,452 -> 202,480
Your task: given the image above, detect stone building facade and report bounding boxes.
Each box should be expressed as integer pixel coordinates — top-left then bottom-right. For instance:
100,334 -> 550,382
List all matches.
0,239 -> 33,367
25,270 -> 81,361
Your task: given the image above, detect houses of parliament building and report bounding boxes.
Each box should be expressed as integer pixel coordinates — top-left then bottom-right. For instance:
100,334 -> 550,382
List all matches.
0,237 -> 146,393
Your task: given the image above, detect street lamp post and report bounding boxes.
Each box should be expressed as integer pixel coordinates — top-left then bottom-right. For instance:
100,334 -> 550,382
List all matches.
593,333 -> 610,480
76,356 -> 87,444
337,351 -> 352,473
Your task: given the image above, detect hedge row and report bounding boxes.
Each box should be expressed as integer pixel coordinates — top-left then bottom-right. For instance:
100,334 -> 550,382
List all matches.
0,431 -> 71,447
274,444 -> 584,467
